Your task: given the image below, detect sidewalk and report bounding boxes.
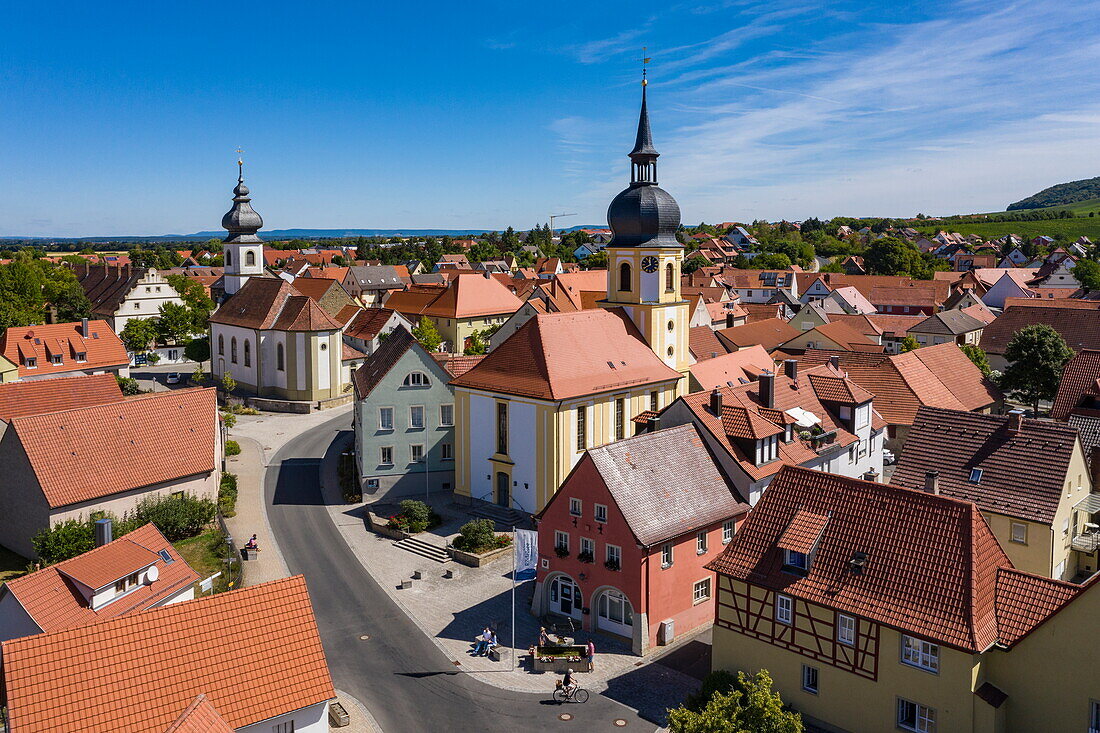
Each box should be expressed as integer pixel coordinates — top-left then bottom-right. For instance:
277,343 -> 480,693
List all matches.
222,436 -> 289,586
320,432 -> 701,725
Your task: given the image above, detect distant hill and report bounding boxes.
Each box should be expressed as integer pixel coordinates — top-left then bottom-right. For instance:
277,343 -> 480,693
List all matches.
0,225 -> 605,243
1007,176 -> 1100,211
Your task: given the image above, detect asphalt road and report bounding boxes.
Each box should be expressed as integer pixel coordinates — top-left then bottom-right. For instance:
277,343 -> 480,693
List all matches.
264,410 -> 657,733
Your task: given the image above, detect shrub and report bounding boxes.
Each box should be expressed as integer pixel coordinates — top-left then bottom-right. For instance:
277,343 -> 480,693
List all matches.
129,493 -> 216,541
220,411 -> 237,429
225,440 -> 241,457
453,518 -> 498,553
218,473 -> 238,517
116,375 -> 142,396
32,519 -> 96,565
338,452 -> 361,503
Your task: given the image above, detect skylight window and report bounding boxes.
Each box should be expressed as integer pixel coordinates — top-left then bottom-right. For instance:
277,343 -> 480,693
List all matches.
969,468 -> 983,483
157,549 -> 174,564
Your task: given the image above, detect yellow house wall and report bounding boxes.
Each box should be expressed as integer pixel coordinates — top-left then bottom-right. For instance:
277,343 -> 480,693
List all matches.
780,330 -> 847,351
427,314 -> 511,353
985,583 -> 1100,733
712,577 -> 981,733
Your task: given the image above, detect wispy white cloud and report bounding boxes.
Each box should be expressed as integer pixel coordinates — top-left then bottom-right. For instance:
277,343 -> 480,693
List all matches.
554,0 -> 1100,221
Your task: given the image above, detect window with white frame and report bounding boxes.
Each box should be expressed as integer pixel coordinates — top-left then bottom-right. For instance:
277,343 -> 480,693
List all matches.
554,531 -> 569,552
580,537 -> 594,558
379,407 -> 394,430
409,444 -> 424,463
440,403 -> 454,427
1010,522 -> 1027,544
605,544 -> 621,568
896,698 -> 936,732
837,613 -> 856,646
801,665 -> 818,694
380,446 -> 393,465
403,372 -> 429,387
441,442 -> 453,460
900,635 -> 939,673
410,405 -> 425,429
594,504 -> 607,523
661,543 -> 673,568
569,498 -> 582,516
775,594 -> 793,625
783,549 -> 809,573
723,520 -> 735,544
697,531 -> 708,554
693,578 -> 711,604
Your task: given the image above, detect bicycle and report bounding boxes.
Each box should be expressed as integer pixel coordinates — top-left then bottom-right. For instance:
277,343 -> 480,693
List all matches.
553,681 -> 590,704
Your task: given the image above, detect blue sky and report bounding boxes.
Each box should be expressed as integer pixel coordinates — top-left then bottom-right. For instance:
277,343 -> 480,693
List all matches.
2,0 -> 1099,236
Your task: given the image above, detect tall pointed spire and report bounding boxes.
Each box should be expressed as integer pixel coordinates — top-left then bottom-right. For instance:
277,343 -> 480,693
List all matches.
221,151 -> 263,244
628,58 -> 659,184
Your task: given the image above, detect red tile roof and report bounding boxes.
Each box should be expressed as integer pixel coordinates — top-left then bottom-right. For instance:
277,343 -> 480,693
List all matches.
776,509 -> 829,554
0,374 -> 123,422
706,466 -> 1008,651
689,344 -> 772,390
981,303 -> 1100,355
716,318 -> 800,351
791,321 -> 881,351
688,326 -> 729,361
9,388 -> 218,508
421,273 -> 525,319
431,352 -> 486,378
1051,349 -> 1100,420
164,695 -> 234,733
208,277 -> 340,331
451,309 -> 681,400
0,321 -> 128,378
344,308 -> 397,342
2,524 -> 199,634
383,286 -> 446,318
891,406 -> 1080,524
1,575 -> 334,733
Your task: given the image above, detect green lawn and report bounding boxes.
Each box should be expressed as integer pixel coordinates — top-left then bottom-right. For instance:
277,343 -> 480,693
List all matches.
0,546 -> 29,583
173,529 -> 234,591
977,197 -> 1100,217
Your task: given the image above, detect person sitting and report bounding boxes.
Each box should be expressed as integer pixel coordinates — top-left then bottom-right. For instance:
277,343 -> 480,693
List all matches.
472,627 -> 493,656
561,669 -> 576,697
484,631 -> 500,658
244,534 -> 258,550
538,627 -> 551,647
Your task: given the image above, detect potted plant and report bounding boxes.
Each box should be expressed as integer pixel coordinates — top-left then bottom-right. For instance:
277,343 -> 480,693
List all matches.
577,550 -> 594,564
604,558 -> 621,572
554,545 -> 570,559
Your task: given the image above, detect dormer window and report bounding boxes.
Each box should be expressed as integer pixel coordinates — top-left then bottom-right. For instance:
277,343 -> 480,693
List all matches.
403,372 -> 430,387
969,468 -> 983,483
25,357 -> 37,368
50,354 -> 63,365
74,351 -> 87,362
114,572 -> 140,594
783,549 -> 808,572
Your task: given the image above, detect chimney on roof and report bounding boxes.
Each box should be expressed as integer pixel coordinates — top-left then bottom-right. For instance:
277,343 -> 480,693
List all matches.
925,470 -> 939,495
758,371 -> 775,408
726,312 -> 735,329
81,317 -> 89,336
829,355 -> 840,371
862,468 -> 880,483
709,388 -> 723,416
784,359 -> 797,381
647,415 -> 661,433
1007,409 -> 1024,436
94,517 -> 113,547
483,271 -> 492,279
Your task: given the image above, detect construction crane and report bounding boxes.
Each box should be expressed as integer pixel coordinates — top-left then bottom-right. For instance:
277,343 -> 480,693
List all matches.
549,212 -> 577,243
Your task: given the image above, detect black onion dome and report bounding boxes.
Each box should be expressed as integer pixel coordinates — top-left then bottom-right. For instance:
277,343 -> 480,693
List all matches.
222,163 -> 264,243
607,185 -> 681,247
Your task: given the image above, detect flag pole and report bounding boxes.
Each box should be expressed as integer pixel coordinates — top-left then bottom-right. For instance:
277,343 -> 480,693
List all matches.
511,525 -> 517,671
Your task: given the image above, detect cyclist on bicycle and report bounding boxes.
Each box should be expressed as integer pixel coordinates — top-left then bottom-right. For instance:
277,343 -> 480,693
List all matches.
561,669 -> 576,698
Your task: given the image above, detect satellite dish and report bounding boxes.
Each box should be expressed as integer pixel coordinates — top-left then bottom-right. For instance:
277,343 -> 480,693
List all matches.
146,565 -> 159,583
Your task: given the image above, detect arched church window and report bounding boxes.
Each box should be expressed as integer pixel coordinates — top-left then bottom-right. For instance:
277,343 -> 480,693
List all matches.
243,340 -> 251,367
665,262 -> 675,292
230,337 -> 237,363
246,250 -> 256,267
218,334 -> 224,356
619,262 -> 632,292
225,250 -> 232,267
277,343 -> 285,371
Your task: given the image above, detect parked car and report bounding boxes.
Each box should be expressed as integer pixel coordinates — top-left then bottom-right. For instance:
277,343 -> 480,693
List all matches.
165,372 -> 181,385
882,449 -> 896,465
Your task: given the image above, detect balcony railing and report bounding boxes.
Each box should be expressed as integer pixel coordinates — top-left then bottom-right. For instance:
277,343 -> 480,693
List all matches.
1072,530 -> 1100,553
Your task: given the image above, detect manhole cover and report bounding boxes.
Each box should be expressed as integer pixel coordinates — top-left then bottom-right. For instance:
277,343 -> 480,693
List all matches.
558,713 -> 573,721
359,635 -> 370,641
613,720 -> 627,727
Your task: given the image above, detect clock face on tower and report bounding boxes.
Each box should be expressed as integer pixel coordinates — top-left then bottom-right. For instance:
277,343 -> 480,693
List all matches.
641,256 -> 659,273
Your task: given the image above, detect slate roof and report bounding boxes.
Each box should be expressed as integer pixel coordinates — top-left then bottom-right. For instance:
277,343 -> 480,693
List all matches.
208,277 -> 341,332
689,344 -> 773,390
1,524 -> 199,634
0,321 -> 129,378
582,424 -> 749,546
1051,349 -> 1100,420
345,265 -> 408,291
688,326 -> 729,361
705,465 -> 1084,652
892,406 -> 1079,524
912,309 -> 988,335
9,388 -> 218,509
1,575 -> 335,733
0,374 -> 123,421
981,303 -> 1100,355
163,695 -> 234,733
716,318 -> 800,351
1068,413 -> 1100,458
451,309 -> 680,400
795,344 -> 1000,426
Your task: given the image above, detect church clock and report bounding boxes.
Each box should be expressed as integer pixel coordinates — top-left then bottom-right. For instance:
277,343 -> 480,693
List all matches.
641,256 -> 659,273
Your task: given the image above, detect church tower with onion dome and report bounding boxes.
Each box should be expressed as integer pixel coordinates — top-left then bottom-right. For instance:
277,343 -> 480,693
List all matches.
598,70 -> 690,390
222,155 -> 265,296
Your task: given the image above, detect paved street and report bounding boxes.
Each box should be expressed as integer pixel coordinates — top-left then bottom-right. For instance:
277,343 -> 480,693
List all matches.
264,410 -> 661,733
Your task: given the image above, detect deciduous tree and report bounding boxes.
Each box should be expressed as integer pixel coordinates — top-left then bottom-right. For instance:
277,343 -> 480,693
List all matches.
667,670 -> 802,733
999,324 -> 1073,413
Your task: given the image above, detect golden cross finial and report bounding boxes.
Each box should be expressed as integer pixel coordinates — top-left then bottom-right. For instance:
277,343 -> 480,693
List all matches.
235,147 -> 244,166
641,47 -> 651,86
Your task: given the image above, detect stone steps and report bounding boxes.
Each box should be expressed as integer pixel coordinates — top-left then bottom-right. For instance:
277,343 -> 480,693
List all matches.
467,503 -> 526,529
393,535 -> 451,563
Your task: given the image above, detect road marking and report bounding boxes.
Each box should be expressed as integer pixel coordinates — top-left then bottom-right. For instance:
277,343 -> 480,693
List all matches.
558,713 -> 573,721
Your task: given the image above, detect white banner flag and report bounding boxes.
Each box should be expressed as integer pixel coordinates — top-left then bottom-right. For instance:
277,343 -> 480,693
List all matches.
514,529 -> 538,580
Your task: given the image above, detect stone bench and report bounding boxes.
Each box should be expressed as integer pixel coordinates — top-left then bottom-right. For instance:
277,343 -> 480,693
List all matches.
241,547 -> 262,561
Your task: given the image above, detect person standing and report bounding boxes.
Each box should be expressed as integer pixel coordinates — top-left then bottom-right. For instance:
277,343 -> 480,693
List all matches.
585,638 -> 595,672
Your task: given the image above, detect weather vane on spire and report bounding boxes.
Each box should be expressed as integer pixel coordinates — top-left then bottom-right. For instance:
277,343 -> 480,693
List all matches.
641,47 -> 651,86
